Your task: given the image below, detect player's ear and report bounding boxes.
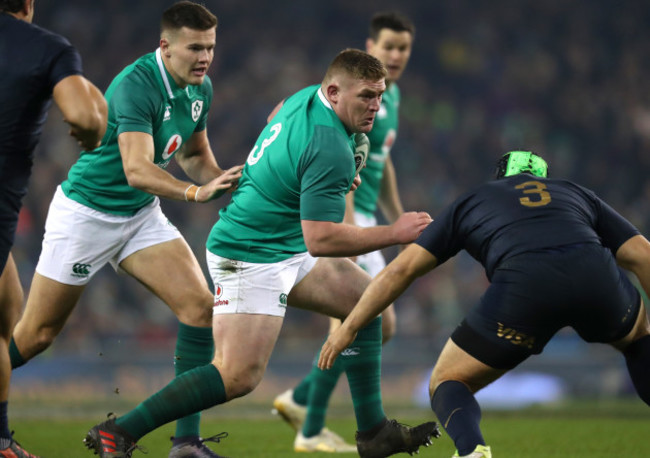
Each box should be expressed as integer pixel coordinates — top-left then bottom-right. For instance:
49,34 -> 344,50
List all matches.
160,37 -> 171,56
326,83 -> 340,105
24,0 -> 35,22
365,38 -> 375,53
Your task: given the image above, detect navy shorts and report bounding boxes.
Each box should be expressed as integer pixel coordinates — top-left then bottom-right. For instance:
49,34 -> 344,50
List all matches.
451,243 -> 640,369
0,157 -> 30,272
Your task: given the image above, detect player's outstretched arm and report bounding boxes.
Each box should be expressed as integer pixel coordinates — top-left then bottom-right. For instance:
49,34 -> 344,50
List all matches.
319,243 -> 438,369
302,211 -> 431,258
118,131 -> 240,202
53,75 -> 107,151
616,235 -> 650,299
175,130 -> 244,201
377,157 -> 404,224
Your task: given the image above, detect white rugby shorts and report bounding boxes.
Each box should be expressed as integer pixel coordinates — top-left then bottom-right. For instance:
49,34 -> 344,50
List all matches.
36,186 -> 182,285
206,250 -> 317,317
354,212 -> 386,277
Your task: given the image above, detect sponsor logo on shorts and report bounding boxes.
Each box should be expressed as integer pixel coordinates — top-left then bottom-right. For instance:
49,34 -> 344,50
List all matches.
496,322 -> 535,349
340,347 -> 360,356
71,263 -> 91,278
279,293 -> 287,308
213,283 -> 229,306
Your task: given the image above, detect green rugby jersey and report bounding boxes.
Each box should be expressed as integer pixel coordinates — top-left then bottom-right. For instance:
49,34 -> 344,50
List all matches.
354,83 -> 400,217
208,85 -> 357,263
61,48 -> 212,215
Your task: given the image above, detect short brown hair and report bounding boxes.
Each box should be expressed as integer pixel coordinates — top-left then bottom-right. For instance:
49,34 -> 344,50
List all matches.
161,1 -> 217,33
369,11 -> 415,41
323,49 -> 387,85
0,0 -> 24,13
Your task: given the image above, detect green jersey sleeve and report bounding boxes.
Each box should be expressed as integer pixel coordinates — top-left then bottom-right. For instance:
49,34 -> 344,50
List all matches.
111,68 -> 160,136
299,125 -> 355,222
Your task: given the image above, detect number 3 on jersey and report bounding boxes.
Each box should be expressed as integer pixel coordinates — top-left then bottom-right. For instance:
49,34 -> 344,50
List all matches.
515,180 -> 551,207
247,123 -> 282,165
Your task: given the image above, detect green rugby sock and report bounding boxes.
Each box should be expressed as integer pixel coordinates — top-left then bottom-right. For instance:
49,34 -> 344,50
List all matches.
302,355 -> 344,437
173,323 -> 214,438
8,338 -> 25,369
116,364 -> 226,440
340,317 -> 385,432
292,373 -> 313,406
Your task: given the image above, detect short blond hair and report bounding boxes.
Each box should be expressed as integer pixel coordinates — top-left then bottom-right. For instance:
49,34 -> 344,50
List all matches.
323,48 -> 386,85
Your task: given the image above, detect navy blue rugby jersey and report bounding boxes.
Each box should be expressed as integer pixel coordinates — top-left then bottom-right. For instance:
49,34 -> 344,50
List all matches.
0,12 -> 82,166
416,173 -> 640,280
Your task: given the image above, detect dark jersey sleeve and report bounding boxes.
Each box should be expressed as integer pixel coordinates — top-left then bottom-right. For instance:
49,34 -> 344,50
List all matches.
47,43 -> 83,91
590,191 -> 640,253
414,193 -> 469,266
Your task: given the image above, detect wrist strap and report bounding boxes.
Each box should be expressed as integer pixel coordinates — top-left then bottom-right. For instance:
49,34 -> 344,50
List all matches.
184,184 -> 200,202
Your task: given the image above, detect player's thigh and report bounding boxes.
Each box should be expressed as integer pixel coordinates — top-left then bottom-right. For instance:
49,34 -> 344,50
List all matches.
571,250 -> 643,346
120,238 -> 212,322
18,272 -> 85,331
288,257 -> 371,319
430,338 -> 507,395
116,202 -> 212,318
212,312 -> 283,394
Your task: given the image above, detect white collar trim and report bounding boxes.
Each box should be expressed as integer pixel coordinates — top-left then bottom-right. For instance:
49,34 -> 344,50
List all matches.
155,48 -> 174,99
317,87 -> 332,110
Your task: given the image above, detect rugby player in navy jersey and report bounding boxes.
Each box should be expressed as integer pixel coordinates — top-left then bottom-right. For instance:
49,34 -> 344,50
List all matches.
0,0 -> 106,455
319,151 -> 650,458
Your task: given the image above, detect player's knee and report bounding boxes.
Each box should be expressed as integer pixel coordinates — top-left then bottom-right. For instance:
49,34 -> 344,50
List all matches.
25,326 -> 59,358
222,366 -> 264,399
177,291 -> 214,327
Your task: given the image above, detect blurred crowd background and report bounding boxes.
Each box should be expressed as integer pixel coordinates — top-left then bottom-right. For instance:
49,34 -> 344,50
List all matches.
11,0 -> 650,403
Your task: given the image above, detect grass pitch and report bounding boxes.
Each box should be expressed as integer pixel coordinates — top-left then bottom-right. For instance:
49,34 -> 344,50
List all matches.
8,398 -> 650,457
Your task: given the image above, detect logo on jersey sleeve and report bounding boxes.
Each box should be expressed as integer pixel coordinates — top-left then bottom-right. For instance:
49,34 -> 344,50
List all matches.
191,100 -> 204,122
162,134 -> 183,162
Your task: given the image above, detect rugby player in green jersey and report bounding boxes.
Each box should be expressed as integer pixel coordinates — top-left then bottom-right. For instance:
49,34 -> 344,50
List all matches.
8,2 -> 242,457
273,12 -> 417,453
84,48 -> 439,458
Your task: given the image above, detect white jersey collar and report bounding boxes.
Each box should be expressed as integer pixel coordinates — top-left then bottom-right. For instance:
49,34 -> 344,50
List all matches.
317,87 -> 332,110
155,48 -> 175,99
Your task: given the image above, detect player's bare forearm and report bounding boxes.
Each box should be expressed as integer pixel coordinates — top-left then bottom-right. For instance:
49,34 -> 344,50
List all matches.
175,130 -> 223,184
319,245 -> 438,369
176,149 -> 222,184
318,267 -> 405,369
617,235 -> 650,300
119,131 -> 209,201
378,158 -> 404,223
302,211 -> 431,258
54,75 -> 107,150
